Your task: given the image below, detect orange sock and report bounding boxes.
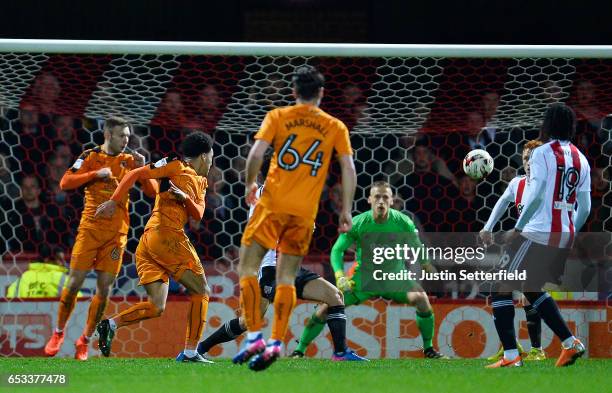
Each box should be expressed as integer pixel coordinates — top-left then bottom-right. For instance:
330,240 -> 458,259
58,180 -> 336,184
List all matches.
239,276 -> 262,332
185,294 -> 209,349
113,302 -> 160,328
57,288 -> 78,330
271,284 -> 296,341
83,295 -> 108,337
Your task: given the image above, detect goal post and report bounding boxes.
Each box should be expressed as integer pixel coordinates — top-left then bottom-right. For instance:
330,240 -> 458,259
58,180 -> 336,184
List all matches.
0,40 -> 609,359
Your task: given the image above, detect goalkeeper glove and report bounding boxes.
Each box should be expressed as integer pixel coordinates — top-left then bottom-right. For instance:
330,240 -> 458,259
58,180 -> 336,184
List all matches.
335,271 -> 355,292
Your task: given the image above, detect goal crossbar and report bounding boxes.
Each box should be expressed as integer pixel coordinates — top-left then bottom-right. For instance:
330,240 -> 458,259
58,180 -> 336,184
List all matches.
1,39 -> 612,58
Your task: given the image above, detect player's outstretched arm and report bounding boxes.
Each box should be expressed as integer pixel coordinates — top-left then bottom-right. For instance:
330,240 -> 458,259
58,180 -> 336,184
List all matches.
61,150 -> 113,190
245,139 -> 269,205
95,162 -> 177,218
127,149 -> 159,198
111,166 -> 151,201
331,233 -> 354,274
480,183 -> 515,245
139,179 -> 159,198
60,167 -> 111,190
94,166 -> 149,218
331,233 -> 355,291
184,198 -> 205,220
338,154 -> 356,233
168,181 -> 205,221
483,184 -> 514,232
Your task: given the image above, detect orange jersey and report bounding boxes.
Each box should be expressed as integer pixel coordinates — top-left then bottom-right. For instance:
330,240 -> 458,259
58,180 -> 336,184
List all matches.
145,157 -> 207,232
256,103 -> 352,220
110,154 -> 208,233
64,147 -> 139,235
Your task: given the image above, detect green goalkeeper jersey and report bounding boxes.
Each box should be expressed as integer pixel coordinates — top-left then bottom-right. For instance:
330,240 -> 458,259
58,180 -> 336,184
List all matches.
330,208 -> 427,275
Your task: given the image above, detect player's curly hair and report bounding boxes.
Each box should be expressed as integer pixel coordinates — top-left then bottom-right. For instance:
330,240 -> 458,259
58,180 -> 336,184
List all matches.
542,103 -> 576,141
181,131 -> 213,158
523,139 -> 543,151
292,65 -> 324,101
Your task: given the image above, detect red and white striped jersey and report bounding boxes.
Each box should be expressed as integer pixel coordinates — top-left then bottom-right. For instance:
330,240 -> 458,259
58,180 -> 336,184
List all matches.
482,175 -> 527,232
522,140 -> 591,247
506,175 -> 527,216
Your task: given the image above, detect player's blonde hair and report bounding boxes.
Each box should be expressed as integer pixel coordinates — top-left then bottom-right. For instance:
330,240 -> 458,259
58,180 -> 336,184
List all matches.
523,139 -> 543,152
369,180 -> 393,195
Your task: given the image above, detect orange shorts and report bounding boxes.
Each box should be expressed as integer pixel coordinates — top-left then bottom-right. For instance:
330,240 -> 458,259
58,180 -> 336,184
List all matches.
241,205 -> 314,256
135,228 -> 204,286
70,227 -> 127,275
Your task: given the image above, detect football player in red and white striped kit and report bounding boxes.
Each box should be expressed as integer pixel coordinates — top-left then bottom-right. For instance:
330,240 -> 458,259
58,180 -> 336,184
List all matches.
481,139 -> 546,361
487,103 -> 591,369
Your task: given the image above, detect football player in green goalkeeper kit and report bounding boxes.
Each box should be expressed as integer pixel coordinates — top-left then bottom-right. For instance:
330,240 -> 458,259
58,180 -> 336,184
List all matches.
292,180 -> 447,359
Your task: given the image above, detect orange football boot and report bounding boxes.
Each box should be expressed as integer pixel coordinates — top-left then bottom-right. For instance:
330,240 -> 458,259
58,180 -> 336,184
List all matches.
44,331 -> 65,357
486,355 -> 523,368
555,339 -> 585,367
74,335 -> 89,361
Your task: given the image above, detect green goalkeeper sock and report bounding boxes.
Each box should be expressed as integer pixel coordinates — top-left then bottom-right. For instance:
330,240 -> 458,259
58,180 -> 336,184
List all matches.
416,310 -> 435,350
295,314 -> 326,353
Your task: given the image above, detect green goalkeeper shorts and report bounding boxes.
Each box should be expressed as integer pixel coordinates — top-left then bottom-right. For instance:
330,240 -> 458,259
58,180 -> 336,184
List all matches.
343,270 -> 415,306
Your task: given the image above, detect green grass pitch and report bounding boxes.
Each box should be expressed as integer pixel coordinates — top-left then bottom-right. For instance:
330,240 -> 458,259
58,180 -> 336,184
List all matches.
1,358 -> 609,393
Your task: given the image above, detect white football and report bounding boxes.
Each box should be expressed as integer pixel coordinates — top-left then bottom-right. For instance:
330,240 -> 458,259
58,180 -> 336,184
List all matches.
463,149 -> 494,180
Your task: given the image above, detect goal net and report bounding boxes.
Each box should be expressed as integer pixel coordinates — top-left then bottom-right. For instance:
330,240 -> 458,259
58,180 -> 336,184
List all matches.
0,41 -> 610,359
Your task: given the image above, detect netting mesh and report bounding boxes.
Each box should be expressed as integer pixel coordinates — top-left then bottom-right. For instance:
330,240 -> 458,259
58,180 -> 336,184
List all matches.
0,51 -> 610,358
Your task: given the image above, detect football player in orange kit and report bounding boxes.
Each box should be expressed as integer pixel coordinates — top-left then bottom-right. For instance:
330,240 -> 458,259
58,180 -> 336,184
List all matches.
44,116 -> 156,361
94,131 -> 214,363
233,66 -> 357,371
